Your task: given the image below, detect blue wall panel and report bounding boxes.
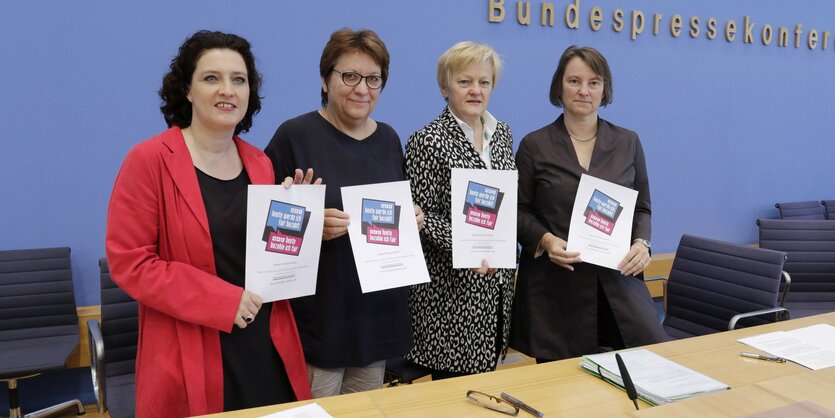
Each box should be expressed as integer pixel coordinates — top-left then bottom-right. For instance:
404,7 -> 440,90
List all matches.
1,1 -> 833,306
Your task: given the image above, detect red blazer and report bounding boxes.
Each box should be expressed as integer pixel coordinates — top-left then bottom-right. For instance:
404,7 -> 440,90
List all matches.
105,127 -> 311,418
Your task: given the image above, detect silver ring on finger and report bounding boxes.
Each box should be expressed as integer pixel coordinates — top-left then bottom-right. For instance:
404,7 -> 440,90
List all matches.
244,314 -> 254,323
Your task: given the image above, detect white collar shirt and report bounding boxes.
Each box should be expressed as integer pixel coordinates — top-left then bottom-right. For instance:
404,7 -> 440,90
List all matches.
450,109 -> 498,170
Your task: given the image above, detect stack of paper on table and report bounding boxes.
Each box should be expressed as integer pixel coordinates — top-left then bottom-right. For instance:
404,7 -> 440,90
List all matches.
737,324 -> 835,370
580,348 -> 730,405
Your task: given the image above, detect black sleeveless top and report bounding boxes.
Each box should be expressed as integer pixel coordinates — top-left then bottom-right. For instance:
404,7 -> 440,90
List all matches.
196,167 -> 295,411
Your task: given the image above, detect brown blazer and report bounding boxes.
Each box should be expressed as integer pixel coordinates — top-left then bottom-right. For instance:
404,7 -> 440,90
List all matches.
510,115 -> 669,360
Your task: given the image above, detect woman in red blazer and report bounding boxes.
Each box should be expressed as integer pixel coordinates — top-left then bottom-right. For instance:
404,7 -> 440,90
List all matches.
105,31 -> 311,417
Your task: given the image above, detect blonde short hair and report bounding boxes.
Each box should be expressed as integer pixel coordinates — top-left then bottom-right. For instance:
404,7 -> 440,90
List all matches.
436,41 -> 503,94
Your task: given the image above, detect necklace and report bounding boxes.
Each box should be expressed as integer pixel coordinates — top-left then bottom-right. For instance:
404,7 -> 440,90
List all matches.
568,129 -> 598,143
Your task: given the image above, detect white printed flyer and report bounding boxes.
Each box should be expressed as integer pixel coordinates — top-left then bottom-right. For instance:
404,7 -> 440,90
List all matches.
566,174 -> 637,270
450,168 -> 518,268
245,184 -> 325,302
340,181 -> 430,293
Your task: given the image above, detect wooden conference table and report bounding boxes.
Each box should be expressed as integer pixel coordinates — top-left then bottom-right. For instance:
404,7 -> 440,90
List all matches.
200,312 -> 835,418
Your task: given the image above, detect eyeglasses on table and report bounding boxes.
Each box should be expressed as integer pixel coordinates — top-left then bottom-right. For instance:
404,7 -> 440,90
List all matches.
466,390 -> 520,415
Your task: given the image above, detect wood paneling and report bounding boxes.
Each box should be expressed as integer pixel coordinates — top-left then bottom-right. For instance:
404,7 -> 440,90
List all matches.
68,305 -> 100,368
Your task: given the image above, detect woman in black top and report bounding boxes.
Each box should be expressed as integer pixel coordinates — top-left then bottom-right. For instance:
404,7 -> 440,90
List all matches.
105,31 -> 310,417
264,28 -> 423,398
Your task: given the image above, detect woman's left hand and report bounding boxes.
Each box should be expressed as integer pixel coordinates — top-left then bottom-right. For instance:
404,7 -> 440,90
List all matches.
414,204 -> 425,232
281,168 -> 323,188
234,290 -> 263,329
618,242 -> 651,277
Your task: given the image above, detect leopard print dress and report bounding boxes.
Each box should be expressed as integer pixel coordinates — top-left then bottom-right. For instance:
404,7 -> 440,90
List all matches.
404,107 -> 517,373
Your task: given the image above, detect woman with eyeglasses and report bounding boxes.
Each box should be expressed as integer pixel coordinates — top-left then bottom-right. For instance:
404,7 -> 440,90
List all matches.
264,28 -> 422,398
403,41 -> 516,380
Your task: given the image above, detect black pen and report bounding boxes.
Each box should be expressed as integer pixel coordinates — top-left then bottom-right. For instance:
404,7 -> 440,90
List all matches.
739,351 -> 786,363
615,353 -> 640,411
500,392 -> 544,417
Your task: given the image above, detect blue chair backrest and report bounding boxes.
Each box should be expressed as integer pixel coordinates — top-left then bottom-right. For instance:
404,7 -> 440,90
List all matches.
775,201 -> 826,220
0,247 -> 78,342
663,234 -> 786,339
99,257 -> 138,380
822,200 -> 835,220
758,219 -> 835,318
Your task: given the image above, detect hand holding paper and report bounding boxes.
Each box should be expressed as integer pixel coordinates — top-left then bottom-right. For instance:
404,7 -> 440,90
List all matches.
414,204 -> 425,232
323,208 -> 350,241
234,290 -> 262,329
618,242 -> 651,276
470,259 -> 498,275
281,168 -> 323,188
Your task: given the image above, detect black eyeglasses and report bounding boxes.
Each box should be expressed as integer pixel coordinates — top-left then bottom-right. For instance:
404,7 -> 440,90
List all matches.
332,69 -> 384,89
466,390 -> 520,416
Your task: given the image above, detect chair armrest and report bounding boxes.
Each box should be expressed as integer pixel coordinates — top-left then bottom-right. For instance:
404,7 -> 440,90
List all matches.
87,319 -> 106,414
643,276 -> 668,314
728,307 -> 790,330
779,271 -> 791,308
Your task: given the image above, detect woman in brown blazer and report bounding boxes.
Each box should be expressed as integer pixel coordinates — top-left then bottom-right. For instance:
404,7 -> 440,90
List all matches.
511,45 -> 669,362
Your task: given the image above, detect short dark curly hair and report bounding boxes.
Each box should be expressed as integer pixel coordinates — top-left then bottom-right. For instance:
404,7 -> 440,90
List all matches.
159,30 -> 262,135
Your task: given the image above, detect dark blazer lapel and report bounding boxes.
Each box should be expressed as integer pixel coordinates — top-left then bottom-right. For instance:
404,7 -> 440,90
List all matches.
439,107 -> 487,169
551,115 -> 581,172
587,117 -> 609,173
160,127 -> 211,236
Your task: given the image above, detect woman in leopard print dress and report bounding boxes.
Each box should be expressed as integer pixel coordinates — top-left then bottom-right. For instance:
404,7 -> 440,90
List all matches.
404,42 -> 517,379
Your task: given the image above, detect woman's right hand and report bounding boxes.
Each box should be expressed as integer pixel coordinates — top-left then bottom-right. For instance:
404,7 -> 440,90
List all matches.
323,208 -> 350,241
471,259 -> 497,275
235,290 -> 263,329
540,232 -> 582,271
281,168 -> 323,188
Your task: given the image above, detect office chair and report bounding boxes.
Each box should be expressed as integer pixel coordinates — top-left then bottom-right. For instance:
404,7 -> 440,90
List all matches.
822,200 -> 835,220
758,219 -> 835,318
775,201 -> 826,220
0,247 -> 85,418
645,234 -> 790,340
88,257 -> 137,418
384,357 -> 431,387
